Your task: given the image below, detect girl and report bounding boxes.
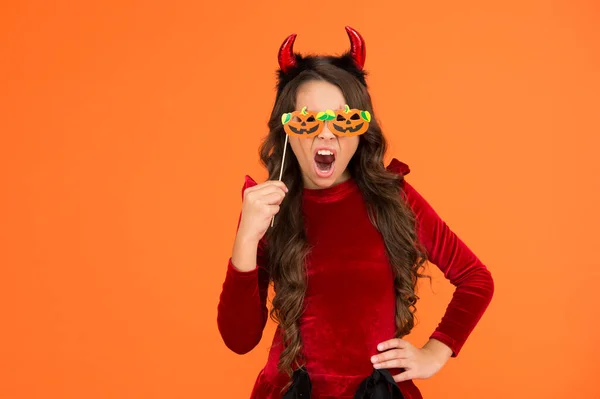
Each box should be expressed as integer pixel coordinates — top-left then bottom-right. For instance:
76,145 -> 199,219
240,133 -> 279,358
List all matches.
217,26 -> 494,399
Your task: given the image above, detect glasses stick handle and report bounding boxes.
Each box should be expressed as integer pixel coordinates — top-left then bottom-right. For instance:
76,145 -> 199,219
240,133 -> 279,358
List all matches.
271,134 -> 289,228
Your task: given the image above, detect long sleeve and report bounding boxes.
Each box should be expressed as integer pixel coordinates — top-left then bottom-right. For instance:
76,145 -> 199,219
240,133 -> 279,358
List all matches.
401,179 -> 495,357
216,175 -> 270,354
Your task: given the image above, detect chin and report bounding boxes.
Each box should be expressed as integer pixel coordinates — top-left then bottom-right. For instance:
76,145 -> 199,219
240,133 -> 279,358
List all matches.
309,176 -> 338,188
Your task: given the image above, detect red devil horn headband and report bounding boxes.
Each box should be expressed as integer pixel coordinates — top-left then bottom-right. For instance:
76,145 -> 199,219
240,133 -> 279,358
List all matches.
277,26 -> 366,73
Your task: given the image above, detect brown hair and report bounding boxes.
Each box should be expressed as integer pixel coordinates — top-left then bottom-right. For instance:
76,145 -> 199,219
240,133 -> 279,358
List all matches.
258,59 -> 430,394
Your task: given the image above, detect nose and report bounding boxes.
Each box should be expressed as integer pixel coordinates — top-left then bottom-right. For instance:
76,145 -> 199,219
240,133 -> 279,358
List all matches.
317,121 -> 336,140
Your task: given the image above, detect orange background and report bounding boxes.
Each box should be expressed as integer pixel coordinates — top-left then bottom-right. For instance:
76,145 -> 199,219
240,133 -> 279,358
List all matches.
1,1 -> 599,398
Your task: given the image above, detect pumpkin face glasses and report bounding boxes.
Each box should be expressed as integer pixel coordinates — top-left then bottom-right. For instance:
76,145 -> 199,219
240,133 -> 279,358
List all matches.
281,105 -> 371,138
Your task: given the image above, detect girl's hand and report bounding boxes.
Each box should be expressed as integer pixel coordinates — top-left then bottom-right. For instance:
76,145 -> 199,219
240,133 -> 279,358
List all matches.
238,180 -> 288,243
370,338 -> 452,382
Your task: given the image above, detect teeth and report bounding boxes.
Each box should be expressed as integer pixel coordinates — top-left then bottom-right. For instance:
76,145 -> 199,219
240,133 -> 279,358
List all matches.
317,150 -> 334,155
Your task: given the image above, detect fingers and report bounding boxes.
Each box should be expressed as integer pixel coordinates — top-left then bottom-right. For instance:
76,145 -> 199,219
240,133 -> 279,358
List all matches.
254,204 -> 280,221
371,349 -> 407,365
244,180 -> 288,195
237,179 -> 287,242
377,338 -> 410,351
371,339 -> 443,382
392,370 -> 416,383
371,343 -> 411,371
265,204 -> 281,217
245,184 -> 286,199
244,184 -> 287,205
373,358 -> 412,370
260,191 -> 286,205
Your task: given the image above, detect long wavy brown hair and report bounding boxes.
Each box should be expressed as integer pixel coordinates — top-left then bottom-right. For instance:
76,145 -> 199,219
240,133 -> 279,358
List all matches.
258,60 -> 430,394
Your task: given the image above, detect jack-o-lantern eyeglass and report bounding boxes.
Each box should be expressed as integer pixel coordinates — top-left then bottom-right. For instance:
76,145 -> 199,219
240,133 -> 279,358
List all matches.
281,105 -> 371,138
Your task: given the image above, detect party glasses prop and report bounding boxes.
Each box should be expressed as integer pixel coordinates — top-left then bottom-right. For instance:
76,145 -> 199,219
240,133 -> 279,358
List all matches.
281,105 -> 371,138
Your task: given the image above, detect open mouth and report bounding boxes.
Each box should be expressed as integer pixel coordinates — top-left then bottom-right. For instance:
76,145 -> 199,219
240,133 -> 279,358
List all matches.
313,150 -> 336,178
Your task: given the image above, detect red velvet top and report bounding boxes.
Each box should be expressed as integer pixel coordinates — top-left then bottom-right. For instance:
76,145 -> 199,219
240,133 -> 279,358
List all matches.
217,158 -> 495,399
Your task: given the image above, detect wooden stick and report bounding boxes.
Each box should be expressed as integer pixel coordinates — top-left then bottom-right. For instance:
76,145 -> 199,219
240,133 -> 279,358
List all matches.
271,134 -> 289,228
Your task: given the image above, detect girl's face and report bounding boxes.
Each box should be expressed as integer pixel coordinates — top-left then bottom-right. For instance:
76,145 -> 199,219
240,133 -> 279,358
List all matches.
289,80 -> 359,189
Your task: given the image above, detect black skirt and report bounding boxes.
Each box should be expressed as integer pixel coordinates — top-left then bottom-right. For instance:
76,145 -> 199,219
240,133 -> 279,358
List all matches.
282,366 -> 404,399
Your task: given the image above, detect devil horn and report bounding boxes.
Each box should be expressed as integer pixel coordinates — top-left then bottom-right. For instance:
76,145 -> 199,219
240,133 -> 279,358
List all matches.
278,33 -> 298,73
345,26 -> 366,70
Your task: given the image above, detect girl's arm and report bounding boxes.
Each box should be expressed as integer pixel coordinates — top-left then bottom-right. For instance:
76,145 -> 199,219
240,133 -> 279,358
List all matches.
217,177 -> 270,354
402,179 -> 495,357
